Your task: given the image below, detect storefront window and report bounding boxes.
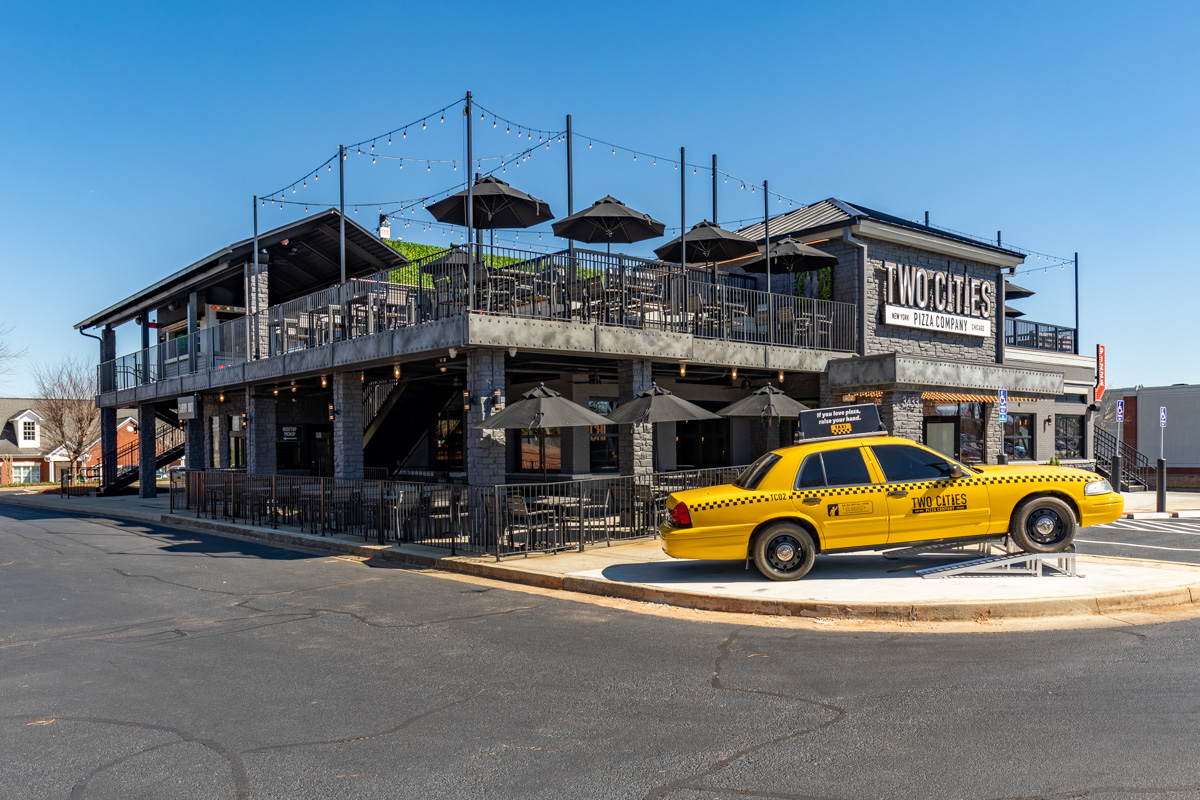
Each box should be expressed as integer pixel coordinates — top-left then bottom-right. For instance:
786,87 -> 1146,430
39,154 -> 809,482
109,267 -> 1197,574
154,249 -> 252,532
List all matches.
958,402 -> 985,464
518,428 -> 561,473
431,406 -> 464,469
1055,416 -> 1084,459
1004,413 -> 1035,461
588,400 -> 619,473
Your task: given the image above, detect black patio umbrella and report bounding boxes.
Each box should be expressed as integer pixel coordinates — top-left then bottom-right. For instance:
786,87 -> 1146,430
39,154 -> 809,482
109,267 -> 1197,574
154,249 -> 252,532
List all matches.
605,383 -> 721,472
739,238 -> 838,274
604,383 -> 722,426
716,384 -> 809,422
551,195 -> 665,255
1004,280 -> 1035,300
1005,304 -> 1026,318
653,221 -> 760,281
426,175 -> 554,230
473,383 -> 609,478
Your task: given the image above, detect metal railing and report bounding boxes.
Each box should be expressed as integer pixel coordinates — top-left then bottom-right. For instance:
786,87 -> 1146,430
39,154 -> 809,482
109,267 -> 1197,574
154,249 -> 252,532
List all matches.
1094,426 -> 1153,489
172,466 -> 744,559
105,424 -> 186,487
1005,318 -> 1077,353
99,243 -> 857,393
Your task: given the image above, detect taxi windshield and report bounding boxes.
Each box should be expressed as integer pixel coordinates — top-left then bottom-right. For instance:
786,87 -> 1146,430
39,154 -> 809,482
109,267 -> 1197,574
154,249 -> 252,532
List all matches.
733,452 -> 781,490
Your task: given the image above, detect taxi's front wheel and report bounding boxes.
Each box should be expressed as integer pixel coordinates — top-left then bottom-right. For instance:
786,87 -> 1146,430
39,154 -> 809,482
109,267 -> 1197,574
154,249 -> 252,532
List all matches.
752,523 -> 816,581
1010,496 -> 1076,553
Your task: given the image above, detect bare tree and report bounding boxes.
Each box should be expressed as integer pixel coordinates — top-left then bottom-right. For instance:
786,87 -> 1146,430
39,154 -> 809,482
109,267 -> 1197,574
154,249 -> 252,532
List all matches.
0,323 -> 25,383
33,355 -> 100,482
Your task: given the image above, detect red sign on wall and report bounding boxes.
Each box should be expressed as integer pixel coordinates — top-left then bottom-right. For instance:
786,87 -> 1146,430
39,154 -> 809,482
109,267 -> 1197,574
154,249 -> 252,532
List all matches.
1095,344 -> 1106,402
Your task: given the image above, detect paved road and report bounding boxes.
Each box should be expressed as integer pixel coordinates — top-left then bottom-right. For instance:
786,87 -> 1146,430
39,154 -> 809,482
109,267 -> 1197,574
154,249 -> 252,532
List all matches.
3,503 -> 1200,800
1078,518 -> 1200,564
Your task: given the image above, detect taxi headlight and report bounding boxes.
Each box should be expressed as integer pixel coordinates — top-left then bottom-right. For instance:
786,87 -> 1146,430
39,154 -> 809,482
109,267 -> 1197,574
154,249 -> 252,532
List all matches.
1084,479 -> 1113,496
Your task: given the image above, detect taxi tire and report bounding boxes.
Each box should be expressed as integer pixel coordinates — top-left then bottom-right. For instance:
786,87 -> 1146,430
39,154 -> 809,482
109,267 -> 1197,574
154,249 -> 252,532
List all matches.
752,523 -> 817,581
1010,496 -> 1076,554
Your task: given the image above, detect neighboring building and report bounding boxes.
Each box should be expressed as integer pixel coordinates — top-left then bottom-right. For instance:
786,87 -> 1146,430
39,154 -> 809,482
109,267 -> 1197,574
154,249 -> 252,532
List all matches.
1101,384 -> 1200,489
76,200 -> 1096,498
0,399 -> 51,484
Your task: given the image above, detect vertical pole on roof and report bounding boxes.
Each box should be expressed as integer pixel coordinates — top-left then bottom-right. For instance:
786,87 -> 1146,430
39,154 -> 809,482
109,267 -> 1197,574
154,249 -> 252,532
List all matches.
764,178 -> 772,345
252,196 -> 259,360
566,114 -> 575,280
924,211 -> 929,227
679,147 -> 687,277
1073,252 -> 1079,355
466,91 -> 475,311
338,145 -> 346,284
711,154 -> 718,224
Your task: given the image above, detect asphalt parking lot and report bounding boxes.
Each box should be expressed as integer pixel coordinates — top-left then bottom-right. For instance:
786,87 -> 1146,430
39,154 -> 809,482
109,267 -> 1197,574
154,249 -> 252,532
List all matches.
1077,518 -> 1200,564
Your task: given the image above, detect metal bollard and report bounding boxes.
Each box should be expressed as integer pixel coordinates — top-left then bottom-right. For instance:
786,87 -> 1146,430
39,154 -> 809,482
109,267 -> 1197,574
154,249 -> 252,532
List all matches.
1157,458 -> 1167,514
1111,454 -> 1123,494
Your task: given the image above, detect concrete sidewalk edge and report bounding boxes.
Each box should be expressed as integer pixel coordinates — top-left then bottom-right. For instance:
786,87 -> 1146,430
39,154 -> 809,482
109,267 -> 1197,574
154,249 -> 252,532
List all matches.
4,495 -> 1199,623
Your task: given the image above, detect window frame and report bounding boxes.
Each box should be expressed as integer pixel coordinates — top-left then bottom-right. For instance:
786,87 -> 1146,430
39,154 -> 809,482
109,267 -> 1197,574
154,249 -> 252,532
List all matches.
793,447 -> 876,491
21,420 -> 37,442
870,443 -> 974,484
1054,415 -> 1085,460
1003,412 -> 1035,461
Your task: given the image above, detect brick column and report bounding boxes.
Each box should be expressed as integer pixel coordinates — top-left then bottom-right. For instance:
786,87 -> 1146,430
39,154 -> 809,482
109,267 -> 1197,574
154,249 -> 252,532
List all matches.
184,395 -> 208,472
138,402 -> 157,498
332,372 -> 364,480
99,326 -> 118,488
246,390 -> 276,475
618,360 -> 654,475
466,350 -> 507,486
984,402 -> 1002,465
880,391 -> 923,442
247,260 -> 270,360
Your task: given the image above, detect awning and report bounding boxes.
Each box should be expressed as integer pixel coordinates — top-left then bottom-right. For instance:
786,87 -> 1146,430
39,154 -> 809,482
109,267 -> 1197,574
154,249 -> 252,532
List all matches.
841,390 -> 1040,404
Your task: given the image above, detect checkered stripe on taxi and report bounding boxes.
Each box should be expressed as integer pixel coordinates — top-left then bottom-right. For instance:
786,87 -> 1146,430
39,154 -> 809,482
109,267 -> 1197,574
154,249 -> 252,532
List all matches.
685,474 -> 1095,511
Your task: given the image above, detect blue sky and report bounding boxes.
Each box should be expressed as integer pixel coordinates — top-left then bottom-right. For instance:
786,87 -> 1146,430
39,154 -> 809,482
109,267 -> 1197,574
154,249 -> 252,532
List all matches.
1,1 -> 1196,394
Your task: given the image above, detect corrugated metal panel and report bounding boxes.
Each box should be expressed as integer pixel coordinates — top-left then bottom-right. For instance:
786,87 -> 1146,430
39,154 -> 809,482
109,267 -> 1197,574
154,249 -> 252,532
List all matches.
737,199 -> 854,242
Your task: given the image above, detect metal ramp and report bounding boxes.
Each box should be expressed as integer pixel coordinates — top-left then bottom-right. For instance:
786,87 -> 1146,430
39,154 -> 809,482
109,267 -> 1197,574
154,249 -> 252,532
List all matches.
883,540 -> 993,560
915,546 -> 1080,579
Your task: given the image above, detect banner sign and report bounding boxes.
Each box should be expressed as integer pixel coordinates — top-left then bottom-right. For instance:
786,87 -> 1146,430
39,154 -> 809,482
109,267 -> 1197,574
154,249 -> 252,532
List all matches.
883,305 -> 991,338
177,395 -> 198,421
998,389 -> 1008,423
277,424 -> 305,443
798,403 -> 885,440
1095,344 -> 1106,402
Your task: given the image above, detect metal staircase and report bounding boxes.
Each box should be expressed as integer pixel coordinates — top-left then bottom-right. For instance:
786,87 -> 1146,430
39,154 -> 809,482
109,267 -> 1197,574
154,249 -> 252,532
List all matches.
1094,426 -> 1151,491
100,424 -> 186,495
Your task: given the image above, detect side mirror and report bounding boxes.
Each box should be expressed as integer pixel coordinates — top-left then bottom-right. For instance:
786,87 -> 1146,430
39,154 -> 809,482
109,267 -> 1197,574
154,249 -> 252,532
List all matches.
949,464 -> 965,479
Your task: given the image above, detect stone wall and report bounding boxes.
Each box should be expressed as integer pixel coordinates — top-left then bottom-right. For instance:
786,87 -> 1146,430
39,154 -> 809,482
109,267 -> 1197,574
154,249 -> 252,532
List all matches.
862,236 -> 1000,366
880,391 -> 923,443
138,402 -> 157,498
618,360 -> 654,475
246,391 -> 276,475
465,349 -> 507,486
332,372 -> 363,479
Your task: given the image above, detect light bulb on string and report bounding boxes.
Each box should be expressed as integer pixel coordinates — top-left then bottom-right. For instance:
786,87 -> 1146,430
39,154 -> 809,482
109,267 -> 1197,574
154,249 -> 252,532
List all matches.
440,113 -> 444,123
422,120 -> 426,130
480,109 -> 484,120
388,135 -> 391,145
506,124 -> 510,134
588,140 -> 592,148
611,147 -> 616,155
303,180 -> 306,188
493,118 -> 497,128
372,156 -> 376,164
633,153 -> 637,161
371,141 -> 375,151
403,128 -> 407,139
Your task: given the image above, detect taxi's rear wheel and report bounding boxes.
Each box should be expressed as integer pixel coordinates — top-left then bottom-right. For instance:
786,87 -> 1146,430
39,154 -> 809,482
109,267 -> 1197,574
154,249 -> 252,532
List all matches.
1010,496 -> 1076,554
752,523 -> 816,581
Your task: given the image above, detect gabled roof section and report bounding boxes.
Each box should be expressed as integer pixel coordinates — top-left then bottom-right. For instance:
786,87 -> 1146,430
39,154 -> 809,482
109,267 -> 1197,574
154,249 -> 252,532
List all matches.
7,408 -> 43,423
0,398 -> 46,456
76,208 -> 409,331
738,198 -> 1025,260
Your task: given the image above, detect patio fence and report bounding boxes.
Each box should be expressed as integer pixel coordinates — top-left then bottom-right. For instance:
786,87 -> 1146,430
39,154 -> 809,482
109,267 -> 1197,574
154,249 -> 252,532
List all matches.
171,466 -> 742,560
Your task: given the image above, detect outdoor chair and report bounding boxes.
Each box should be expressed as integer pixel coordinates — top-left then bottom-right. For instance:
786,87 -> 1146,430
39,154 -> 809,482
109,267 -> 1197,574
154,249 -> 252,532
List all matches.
504,495 -> 555,550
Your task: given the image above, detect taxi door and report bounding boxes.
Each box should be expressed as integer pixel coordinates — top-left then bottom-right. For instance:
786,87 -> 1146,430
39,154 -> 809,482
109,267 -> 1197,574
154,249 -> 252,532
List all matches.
791,446 -> 889,549
864,443 -> 991,545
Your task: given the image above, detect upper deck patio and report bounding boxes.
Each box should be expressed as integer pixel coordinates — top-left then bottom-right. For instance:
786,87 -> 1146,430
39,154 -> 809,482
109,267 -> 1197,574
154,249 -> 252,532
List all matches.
97,244 -> 857,401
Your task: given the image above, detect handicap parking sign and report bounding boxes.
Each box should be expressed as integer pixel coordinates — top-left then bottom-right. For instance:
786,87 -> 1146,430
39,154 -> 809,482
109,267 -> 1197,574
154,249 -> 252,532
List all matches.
1161,406 -> 1167,428
998,389 -> 1008,422
1117,400 -> 1124,423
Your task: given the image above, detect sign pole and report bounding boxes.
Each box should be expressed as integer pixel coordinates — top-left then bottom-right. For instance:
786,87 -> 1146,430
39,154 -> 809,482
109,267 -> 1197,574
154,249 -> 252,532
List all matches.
1158,406 -> 1167,513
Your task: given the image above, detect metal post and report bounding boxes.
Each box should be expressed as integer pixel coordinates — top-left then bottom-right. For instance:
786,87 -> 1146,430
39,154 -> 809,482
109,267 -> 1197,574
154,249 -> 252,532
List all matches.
339,145 -> 346,284
252,195 -> 260,359
566,113 -> 575,280
1157,458 -> 1166,513
140,309 -> 150,385
466,91 -> 475,311
712,154 -> 718,224
1073,252 -> 1079,355
924,211 -> 929,227
1112,453 -> 1123,493
764,178 -> 772,345
680,146 -> 687,278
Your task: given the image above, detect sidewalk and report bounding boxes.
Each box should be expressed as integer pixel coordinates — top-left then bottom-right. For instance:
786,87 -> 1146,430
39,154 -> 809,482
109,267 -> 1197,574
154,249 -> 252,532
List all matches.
1119,490 -> 1200,519
3,490 -> 1200,624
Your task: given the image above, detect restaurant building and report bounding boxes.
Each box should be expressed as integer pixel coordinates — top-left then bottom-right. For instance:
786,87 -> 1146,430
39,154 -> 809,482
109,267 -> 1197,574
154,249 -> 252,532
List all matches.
78,199 -> 1097,497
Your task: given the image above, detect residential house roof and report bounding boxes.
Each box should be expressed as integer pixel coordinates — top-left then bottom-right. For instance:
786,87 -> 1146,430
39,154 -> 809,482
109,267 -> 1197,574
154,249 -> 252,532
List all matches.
0,398 -> 46,457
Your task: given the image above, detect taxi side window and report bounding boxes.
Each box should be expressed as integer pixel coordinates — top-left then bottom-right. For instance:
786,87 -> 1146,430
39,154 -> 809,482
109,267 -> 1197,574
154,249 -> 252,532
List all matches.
872,444 -> 955,482
794,449 -> 871,489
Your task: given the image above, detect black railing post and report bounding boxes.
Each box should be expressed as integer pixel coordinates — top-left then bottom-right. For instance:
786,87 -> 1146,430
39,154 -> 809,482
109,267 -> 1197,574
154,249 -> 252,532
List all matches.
1157,459 -> 1167,513
578,480 -> 586,553
1112,454 -> 1123,493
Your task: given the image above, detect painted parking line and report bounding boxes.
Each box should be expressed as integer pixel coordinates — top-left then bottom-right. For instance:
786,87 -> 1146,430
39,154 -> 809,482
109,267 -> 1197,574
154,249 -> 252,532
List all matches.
1095,520 -> 1200,535
1076,539 -> 1200,553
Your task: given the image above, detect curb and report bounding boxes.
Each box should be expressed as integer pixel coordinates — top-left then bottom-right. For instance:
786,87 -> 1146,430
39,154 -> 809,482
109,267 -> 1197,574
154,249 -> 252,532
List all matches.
5,496 -> 1200,623
1173,511 -> 1200,519
1123,512 -> 1172,519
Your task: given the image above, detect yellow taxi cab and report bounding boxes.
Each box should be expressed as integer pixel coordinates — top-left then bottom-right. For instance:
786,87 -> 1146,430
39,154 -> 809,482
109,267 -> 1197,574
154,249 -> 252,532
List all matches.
660,404 -> 1124,581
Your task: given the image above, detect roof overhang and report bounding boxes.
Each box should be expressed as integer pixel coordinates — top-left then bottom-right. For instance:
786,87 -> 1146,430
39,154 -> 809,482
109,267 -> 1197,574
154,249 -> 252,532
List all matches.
851,220 -> 1025,269
8,409 -> 43,423
827,354 -> 1064,396
75,208 -> 406,331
